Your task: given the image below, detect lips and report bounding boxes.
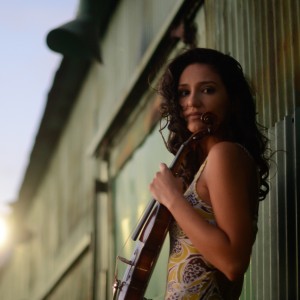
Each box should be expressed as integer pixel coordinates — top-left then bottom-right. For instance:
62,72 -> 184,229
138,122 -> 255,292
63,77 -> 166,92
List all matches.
185,112 -> 203,120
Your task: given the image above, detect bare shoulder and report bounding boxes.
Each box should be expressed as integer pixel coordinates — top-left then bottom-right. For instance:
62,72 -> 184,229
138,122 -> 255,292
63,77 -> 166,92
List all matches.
204,141 -> 258,223
207,141 -> 254,169
205,141 -> 257,185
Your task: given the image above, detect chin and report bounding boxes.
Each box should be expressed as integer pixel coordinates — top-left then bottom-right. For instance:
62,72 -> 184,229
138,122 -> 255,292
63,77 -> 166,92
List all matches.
188,124 -> 206,133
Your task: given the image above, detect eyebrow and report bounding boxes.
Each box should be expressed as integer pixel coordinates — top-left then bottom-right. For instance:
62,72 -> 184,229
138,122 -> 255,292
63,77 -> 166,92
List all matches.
178,80 -> 217,87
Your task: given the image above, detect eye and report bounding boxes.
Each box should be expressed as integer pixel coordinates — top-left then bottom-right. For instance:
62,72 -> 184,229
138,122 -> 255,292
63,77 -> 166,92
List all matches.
202,86 -> 215,94
178,89 -> 190,98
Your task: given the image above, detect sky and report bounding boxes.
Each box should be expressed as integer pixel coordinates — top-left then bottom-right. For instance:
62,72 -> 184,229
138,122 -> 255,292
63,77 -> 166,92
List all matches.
0,0 -> 78,213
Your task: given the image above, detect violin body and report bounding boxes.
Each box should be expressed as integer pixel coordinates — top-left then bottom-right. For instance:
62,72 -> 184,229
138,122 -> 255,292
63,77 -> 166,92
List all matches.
113,112 -> 214,300
115,204 -> 171,299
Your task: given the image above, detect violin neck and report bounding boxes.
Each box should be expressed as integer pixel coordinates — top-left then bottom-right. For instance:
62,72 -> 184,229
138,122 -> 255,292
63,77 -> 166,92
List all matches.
131,198 -> 156,241
131,139 -> 191,241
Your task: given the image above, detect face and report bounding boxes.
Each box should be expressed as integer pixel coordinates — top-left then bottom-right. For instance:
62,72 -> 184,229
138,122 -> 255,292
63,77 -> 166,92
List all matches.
178,63 -> 230,134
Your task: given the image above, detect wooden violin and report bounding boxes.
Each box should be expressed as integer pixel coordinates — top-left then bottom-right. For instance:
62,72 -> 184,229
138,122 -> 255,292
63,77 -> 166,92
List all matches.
113,112 -> 215,300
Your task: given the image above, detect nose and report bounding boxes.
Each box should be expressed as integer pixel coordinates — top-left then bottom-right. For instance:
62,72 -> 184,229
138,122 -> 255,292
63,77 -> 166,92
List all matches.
184,91 -> 202,108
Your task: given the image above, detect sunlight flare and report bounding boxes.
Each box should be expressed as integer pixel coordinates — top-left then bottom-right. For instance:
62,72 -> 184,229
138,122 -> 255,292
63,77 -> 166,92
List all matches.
0,217 -> 9,248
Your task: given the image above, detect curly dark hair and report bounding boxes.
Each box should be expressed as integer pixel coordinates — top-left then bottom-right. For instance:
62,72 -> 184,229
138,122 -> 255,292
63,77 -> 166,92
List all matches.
157,48 -> 270,201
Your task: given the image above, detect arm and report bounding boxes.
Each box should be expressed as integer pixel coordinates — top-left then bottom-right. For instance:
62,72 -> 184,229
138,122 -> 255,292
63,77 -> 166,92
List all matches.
149,142 -> 258,281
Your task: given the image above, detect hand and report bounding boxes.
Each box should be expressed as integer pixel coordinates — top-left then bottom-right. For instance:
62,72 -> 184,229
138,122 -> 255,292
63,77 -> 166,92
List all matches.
149,163 -> 184,208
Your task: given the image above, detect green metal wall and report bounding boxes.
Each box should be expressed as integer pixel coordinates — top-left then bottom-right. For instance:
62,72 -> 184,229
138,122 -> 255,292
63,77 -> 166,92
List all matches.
205,0 -> 300,128
241,108 -> 299,300
203,1 -> 299,299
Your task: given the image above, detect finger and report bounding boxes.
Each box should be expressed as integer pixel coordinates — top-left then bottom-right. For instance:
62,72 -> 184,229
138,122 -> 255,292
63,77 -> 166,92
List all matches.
159,162 -> 167,171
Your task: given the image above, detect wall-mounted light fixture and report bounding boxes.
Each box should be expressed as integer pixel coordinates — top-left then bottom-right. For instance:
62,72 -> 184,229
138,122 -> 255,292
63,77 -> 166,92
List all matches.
46,0 -> 102,62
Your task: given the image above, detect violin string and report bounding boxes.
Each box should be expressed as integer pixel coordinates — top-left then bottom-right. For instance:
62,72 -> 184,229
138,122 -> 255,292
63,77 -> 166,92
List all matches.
117,204 -> 145,251
114,199 -> 154,274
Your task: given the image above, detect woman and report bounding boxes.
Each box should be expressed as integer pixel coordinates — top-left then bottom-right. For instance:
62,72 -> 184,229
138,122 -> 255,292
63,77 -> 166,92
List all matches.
149,48 -> 269,299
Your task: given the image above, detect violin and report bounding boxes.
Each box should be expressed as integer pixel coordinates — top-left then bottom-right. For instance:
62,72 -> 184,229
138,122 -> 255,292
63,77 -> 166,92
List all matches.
113,112 -> 215,300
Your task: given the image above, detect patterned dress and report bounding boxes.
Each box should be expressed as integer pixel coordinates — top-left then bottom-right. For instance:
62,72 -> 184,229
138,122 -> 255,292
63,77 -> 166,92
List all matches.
165,159 -> 252,300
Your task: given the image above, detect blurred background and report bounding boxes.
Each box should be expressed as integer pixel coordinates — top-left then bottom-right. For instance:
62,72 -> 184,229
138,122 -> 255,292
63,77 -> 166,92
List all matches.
0,0 -> 76,241
0,1 -> 298,299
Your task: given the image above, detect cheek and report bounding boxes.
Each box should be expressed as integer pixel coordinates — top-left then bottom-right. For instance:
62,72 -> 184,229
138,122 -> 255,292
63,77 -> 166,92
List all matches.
178,98 -> 188,111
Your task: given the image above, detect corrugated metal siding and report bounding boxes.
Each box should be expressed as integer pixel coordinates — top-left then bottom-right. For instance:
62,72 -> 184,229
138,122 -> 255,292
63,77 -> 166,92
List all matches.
241,107 -> 300,300
204,1 -> 299,299
205,0 -> 300,128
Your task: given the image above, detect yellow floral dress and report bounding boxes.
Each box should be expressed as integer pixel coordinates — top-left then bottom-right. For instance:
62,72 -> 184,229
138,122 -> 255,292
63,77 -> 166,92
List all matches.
165,160 -> 244,300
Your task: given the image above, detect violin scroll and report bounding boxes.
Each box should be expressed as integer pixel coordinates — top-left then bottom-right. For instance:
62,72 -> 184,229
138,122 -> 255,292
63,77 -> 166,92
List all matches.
199,112 -> 215,134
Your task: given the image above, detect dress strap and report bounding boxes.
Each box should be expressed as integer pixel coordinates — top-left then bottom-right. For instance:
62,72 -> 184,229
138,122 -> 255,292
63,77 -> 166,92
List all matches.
194,159 -> 208,183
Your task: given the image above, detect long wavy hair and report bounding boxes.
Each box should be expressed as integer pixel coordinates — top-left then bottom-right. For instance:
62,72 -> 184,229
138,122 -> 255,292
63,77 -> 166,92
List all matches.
157,48 -> 270,200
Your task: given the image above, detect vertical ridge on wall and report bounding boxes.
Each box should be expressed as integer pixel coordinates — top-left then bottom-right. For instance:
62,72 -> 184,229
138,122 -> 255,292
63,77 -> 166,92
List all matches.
291,0 -> 300,108
253,0 -> 264,123
273,0 -> 286,118
262,0 -> 274,127
274,115 -> 288,300
296,107 -> 300,300
285,114 -> 298,299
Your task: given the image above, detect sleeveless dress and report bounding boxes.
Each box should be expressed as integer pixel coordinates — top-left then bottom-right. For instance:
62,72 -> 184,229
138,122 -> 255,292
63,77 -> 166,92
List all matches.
165,159 -> 258,300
